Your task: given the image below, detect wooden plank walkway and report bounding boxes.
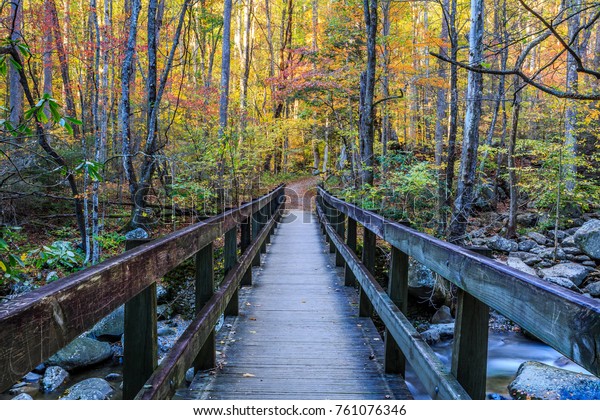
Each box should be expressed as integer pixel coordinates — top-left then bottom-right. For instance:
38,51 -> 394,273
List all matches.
179,210 -> 412,400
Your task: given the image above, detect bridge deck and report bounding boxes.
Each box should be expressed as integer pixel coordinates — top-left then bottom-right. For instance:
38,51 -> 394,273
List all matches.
180,210 -> 412,400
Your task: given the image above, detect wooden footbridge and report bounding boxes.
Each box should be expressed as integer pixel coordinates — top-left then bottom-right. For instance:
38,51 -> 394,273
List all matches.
1,184 -> 599,400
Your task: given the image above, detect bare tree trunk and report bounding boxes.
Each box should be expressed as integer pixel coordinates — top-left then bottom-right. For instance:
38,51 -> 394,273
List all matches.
445,0 -> 458,203
448,0 -> 485,244
311,0 -> 320,172
381,0 -> 392,161
9,0 -> 24,127
359,0 -> 377,186
42,0 -> 54,124
239,0 -> 253,145
564,0 -> 580,192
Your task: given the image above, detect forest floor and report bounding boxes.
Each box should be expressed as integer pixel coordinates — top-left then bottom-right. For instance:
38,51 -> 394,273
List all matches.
283,175 -> 319,210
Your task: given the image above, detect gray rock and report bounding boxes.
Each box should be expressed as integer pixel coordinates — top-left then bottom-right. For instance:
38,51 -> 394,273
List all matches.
574,219 -> 600,259
104,373 -> 122,382
47,337 -> 112,371
562,247 -> 582,255
583,282 -> 600,298
544,277 -> 580,292
573,255 -> 591,263
32,364 -> 46,374
540,263 -> 591,287
507,257 -> 539,277
22,372 -> 41,383
548,230 -> 567,241
41,366 -> 69,393
60,378 -> 114,400
509,251 -> 542,265
535,247 -> 567,260
537,261 -> 554,268
157,304 -> 173,320
517,213 -> 538,228
487,235 -> 518,252
157,327 -> 176,337
562,235 -> 576,247
157,284 -> 168,304
12,393 -> 33,400
565,228 -> 579,236
124,228 -> 149,240
431,306 -> 453,324
89,306 -> 124,341
582,261 -> 597,267
408,259 -> 435,289
528,232 -> 549,245
508,361 -> 600,400
517,240 -> 537,252
185,368 -> 195,383
420,323 -> 454,345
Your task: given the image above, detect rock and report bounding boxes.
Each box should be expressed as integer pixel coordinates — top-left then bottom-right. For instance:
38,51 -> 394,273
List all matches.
508,361 -> 600,400
583,282 -> 600,298
487,235 -> 518,252
22,372 -> 41,383
562,247 -> 582,255
517,213 -> 538,228
544,277 -> 580,292
487,393 -> 507,400
89,306 -> 124,341
157,304 -> 173,320
574,220 -> 600,260
540,263 -> 591,287
41,366 -> 69,393
12,393 -> 33,400
548,230 -> 567,241
60,378 -> 114,400
124,228 -> 149,240
47,337 -> 112,371
157,284 -> 168,304
420,323 -> 454,345
185,368 -> 195,383
157,327 -> 176,337
517,240 -> 537,252
431,306 -> 453,324
582,261 -> 597,267
408,259 -> 436,289
528,232 -> 549,245
32,363 -> 46,374
509,251 -> 541,265
104,373 -> 122,382
562,236 -> 577,247
533,247 -> 567,260
573,255 -> 591,263
507,257 -> 539,277
563,202 -> 583,218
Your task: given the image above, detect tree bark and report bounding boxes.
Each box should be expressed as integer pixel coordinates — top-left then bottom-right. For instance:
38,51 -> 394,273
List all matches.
445,0 -> 459,203
448,0 -> 485,244
564,0 -> 580,192
9,0 -> 24,128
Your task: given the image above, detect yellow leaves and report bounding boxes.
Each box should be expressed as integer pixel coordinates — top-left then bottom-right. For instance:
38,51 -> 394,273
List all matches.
242,373 -> 255,378
0,261 -> 6,272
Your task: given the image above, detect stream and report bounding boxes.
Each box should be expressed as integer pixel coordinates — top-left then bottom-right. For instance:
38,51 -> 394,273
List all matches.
404,331 -> 590,399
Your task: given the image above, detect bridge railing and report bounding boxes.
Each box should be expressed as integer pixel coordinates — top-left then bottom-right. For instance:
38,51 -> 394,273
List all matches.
316,186 -> 600,400
0,184 -> 286,399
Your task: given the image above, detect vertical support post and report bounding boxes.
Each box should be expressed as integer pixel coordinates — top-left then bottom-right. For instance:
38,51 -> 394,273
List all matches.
193,242 -> 215,372
335,212 -> 346,266
224,227 -> 238,316
240,215 -> 252,286
123,239 -> 157,400
451,247 -> 492,400
252,206 -> 261,267
260,206 -> 267,254
385,246 -> 409,374
328,206 -> 336,254
359,228 -> 376,317
345,218 -> 357,286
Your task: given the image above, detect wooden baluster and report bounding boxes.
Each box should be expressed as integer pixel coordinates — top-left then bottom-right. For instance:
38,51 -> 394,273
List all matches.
123,239 -> 157,400
385,246 -> 409,375
360,228 -> 376,317
224,227 -> 239,316
240,215 -> 252,286
252,207 -> 261,267
327,205 -> 336,254
335,212 -> 346,267
193,242 -> 215,371
260,206 -> 267,254
345,218 -> 357,286
451,247 -> 492,400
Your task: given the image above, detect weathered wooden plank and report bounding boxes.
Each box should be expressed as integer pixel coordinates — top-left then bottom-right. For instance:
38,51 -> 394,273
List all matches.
345,218 -> 357,287
0,185 -> 284,392
360,228 -> 376,318
318,209 -> 469,400
135,207 -> 283,400
335,213 -> 346,267
240,216 -> 252,286
385,246 -> 408,375
224,227 -> 238,316
194,243 -> 215,372
319,187 -> 600,377
123,239 -> 158,400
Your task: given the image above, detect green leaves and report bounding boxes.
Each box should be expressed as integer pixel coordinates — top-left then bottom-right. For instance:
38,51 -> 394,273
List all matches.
21,93 -> 81,135
75,160 -> 104,182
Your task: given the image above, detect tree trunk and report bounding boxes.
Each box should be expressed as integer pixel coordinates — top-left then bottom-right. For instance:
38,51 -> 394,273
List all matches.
42,0 -> 54,125
564,0 -> 580,192
381,0 -> 392,161
448,0 -> 485,245
238,0 -> 253,144
9,0 -> 24,128
445,0 -> 458,203
359,0 -> 377,186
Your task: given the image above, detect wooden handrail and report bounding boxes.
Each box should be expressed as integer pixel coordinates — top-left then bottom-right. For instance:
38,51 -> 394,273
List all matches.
0,185 -> 286,392
317,186 -> 600,397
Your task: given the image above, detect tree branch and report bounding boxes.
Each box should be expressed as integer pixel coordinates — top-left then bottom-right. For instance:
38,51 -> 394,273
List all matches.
372,92 -> 404,108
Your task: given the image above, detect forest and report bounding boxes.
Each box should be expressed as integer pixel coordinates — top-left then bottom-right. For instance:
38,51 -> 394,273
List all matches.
1,0 -> 600,403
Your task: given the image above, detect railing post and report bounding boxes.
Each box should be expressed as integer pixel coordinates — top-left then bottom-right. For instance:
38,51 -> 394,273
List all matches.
224,227 -> 239,316
327,206 -> 336,254
252,205 -> 261,267
385,245 -> 409,374
123,239 -> 157,400
335,212 -> 346,267
240,214 -> 252,286
345,218 -> 357,286
260,205 -> 267,254
360,228 -> 376,317
451,247 -> 492,400
193,242 -> 215,371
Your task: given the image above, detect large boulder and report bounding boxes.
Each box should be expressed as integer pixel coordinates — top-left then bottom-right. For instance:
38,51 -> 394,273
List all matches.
124,228 -> 148,240
420,323 -> 454,345
487,235 -> 518,253
528,232 -> 549,246
89,306 -> 124,341
41,366 -> 69,393
431,306 -> 453,324
408,259 -> 436,290
506,257 -> 538,277
47,337 -> 112,371
540,263 -> 591,287
12,393 -> 33,400
508,361 -> 600,400
509,251 -> 541,266
60,378 -> 114,400
574,219 -> 600,260
583,282 -> 600,298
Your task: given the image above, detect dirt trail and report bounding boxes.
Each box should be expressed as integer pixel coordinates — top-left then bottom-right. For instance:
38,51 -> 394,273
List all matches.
283,176 -> 319,210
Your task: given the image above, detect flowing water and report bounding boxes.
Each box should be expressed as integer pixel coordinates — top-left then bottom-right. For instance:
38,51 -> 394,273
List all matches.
404,331 -> 590,399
